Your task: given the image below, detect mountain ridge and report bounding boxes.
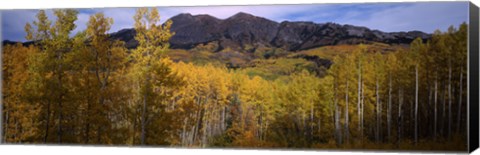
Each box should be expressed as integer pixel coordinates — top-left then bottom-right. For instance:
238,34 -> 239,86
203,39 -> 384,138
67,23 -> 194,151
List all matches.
3,12 -> 431,51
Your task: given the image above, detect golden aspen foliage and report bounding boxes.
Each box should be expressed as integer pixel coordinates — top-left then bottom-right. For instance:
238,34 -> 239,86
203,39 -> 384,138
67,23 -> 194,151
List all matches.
1,9 -> 468,151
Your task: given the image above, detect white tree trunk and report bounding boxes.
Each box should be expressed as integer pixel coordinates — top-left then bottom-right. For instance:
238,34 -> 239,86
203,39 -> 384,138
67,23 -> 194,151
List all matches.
434,76 -> 438,140
388,73 -> 392,142
223,107 -> 227,132
415,65 -> 419,144
361,81 -> 365,141
442,81 -> 446,136
448,65 -> 452,138
140,91 -> 147,145
334,78 -> 342,145
398,88 -> 403,144
310,99 -> 314,142
345,80 -> 349,144
376,77 -> 380,143
456,68 -> 463,133
357,59 -> 362,140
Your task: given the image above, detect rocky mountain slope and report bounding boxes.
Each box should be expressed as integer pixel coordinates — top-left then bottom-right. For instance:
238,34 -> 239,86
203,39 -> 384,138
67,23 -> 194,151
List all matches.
107,12 -> 430,51
3,12 -> 430,52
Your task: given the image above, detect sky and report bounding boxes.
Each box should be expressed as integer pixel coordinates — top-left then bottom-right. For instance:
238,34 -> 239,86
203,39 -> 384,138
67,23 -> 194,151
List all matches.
1,1 -> 469,42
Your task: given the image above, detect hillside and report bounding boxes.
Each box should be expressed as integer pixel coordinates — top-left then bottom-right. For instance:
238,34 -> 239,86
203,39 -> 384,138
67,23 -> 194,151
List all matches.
104,12 -> 430,51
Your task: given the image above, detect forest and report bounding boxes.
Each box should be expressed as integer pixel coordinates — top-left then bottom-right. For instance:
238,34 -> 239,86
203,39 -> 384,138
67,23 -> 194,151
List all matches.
1,8 -> 468,151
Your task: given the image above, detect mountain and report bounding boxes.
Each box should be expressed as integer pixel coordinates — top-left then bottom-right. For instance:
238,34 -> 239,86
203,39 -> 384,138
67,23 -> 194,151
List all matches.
108,12 -> 430,51
3,12 -> 430,51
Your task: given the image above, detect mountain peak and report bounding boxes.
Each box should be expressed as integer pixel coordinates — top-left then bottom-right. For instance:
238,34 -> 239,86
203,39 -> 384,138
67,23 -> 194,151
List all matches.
229,12 -> 257,19
170,13 -> 194,21
176,13 -> 193,17
170,13 -> 221,23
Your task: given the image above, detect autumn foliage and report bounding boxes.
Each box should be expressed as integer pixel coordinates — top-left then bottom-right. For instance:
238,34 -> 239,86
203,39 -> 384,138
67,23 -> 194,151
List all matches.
1,8 -> 468,151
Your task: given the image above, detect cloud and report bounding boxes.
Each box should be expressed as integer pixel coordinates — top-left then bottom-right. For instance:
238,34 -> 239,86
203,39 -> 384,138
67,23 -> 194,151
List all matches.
1,2 -> 469,42
335,2 -> 468,33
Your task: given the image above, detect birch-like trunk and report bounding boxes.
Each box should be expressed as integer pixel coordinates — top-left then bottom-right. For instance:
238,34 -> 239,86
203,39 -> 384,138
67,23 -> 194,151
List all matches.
260,105 -> 264,141
57,93 -> 62,143
398,88 -> 403,145
200,96 -> 208,147
456,68 -> 463,133
345,81 -> 349,144
387,73 -> 392,142
434,76 -> 438,140
335,107 -> 342,146
181,118 -> 188,146
140,89 -> 147,145
357,59 -> 362,140
334,78 -> 341,145
375,76 -> 380,143
56,52 -> 64,143
414,65 -> 418,144
140,65 -> 153,146
361,81 -> 365,141
194,97 -> 205,146
442,81 -> 446,136
310,98 -> 314,142
221,107 -> 226,131
448,65 -> 452,138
